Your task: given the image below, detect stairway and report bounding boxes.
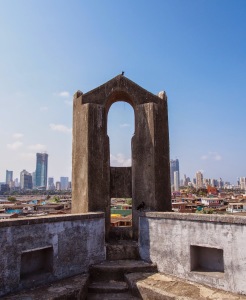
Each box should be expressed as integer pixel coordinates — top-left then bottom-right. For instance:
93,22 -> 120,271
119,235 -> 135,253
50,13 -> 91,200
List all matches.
86,240 -> 157,299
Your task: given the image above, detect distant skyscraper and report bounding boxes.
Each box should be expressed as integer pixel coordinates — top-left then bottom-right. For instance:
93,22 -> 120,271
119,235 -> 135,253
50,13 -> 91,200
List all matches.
218,178 -> 224,189
20,170 -> 33,190
240,177 -> 246,190
56,181 -> 61,191
211,179 -> 218,187
174,171 -> 180,191
170,159 -> 179,188
196,171 -> 203,189
183,175 -> 191,186
6,170 -> 13,185
237,178 -> 240,187
60,177 -> 69,190
35,153 -> 48,189
32,172 -> 36,188
14,178 -> 19,188
48,177 -> 55,190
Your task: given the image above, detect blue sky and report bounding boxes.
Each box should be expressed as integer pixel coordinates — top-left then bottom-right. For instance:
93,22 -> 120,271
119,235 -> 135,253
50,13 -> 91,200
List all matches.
0,0 -> 245,184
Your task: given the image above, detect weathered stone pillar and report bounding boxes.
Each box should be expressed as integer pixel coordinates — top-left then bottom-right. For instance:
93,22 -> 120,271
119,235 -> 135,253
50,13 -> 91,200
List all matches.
72,92 -> 110,237
132,97 -> 171,239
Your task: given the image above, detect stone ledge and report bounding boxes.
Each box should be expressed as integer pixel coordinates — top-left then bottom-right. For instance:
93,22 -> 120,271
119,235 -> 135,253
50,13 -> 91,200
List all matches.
125,272 -> 246,299
0,212 -> 104,228
2,273 -> 89,300
140,211 -> 246,225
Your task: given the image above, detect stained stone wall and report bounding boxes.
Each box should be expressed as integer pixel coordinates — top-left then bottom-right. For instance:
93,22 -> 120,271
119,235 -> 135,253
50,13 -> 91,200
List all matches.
0,213 -> 105,297
139,212 -> 246,295
110,167 -> 132,198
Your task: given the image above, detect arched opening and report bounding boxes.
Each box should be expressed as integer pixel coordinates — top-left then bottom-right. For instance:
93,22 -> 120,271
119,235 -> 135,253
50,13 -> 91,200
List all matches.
107,101 -> 134,232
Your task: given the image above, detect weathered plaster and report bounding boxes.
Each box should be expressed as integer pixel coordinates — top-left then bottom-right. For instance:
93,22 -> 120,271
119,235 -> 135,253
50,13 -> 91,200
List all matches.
0,213 -> 105,297
139,212 -> 246,295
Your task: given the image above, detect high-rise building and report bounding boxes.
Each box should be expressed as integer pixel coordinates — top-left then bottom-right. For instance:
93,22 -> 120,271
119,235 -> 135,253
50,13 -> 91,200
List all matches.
240,177 -> 246,190
170,159 -> 179,188
60,177 -> 69,190
48,177 -> 55,190
20,170 -> 33,190
218,178 -> 224,189
35,153 -> 48,189
6,170 -> 13,185
14,178 -> 19,188
32,172 -> 36,188
183,174 -> 191,186
56,181 -> 61,190
174,171 -> 180,191
196,171 -> 203,189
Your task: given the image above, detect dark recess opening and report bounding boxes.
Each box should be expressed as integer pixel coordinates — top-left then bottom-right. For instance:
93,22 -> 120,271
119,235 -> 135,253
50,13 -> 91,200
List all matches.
190,245 -> 224,273
20,246 -> 53,280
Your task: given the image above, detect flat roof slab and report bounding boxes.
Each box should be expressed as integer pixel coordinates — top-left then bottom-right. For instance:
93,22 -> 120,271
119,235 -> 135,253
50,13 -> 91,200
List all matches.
2,274 -> 89,300
125,272 -> 246,299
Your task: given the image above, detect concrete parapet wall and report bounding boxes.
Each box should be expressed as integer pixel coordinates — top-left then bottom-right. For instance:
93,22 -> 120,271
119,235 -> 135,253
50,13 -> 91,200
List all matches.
0,213 -> 105,297
139,212 -> 246,295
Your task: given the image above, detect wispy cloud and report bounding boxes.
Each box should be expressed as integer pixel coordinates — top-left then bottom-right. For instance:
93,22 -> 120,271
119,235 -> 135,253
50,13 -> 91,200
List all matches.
120,123 -> 130,128
7,141 -> 23,150
40,106 -> 48,111
110,153 -> 131,167
54,91 -> 70,98
28,144 -> 47,151
201,152 -> 222,161
12,133 -> 24,139
49,123 -> 72,134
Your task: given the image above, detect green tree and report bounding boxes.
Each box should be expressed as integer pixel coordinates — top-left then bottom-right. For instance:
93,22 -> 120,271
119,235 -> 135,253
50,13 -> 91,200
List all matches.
51,196 -> 60,203
8,196 -> 17,202
126,198 -> 132,205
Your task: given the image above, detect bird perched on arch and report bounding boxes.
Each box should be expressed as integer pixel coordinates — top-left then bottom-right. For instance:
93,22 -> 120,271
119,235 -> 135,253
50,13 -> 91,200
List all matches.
121,71 -> 125,76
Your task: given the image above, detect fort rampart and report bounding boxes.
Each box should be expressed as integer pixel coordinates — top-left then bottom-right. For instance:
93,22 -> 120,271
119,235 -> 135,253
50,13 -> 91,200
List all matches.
1,212 -> 246,296
139,212 -> 246,295
0,213 -> 105,296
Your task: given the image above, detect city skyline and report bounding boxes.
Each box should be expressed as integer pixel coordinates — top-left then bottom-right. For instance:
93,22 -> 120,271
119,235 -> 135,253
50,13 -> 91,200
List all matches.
0,1 -> 246,183
0,156 -> 241,189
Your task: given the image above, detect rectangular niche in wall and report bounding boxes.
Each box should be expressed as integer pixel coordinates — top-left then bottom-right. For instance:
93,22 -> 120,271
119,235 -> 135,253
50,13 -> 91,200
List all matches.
20,246 -> 53,280
190,245 -> 224,273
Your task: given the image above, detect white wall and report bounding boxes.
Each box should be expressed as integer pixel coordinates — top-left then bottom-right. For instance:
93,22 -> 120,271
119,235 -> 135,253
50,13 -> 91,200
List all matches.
139,212 -> 246,295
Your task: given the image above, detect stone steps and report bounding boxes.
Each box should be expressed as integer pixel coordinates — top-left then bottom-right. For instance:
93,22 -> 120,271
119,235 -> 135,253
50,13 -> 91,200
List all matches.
87,292 -> 139,300
88,281 -> 128,293
89,259 -> 157,282
106,240 -> 140,260
86,239 -> 157,299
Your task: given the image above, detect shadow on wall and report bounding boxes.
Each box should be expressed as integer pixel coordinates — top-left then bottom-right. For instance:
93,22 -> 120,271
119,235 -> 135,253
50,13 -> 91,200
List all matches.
138,215 -> 151,262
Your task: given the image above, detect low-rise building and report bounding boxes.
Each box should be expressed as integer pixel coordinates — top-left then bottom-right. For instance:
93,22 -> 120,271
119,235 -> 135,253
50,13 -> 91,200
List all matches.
201,197 -> 224,208
0,213 -> 18,219
227,202 -> 246,213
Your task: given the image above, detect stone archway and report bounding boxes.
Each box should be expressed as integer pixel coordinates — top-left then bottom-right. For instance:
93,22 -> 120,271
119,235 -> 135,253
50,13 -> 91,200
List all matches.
72,74 -> 171,239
